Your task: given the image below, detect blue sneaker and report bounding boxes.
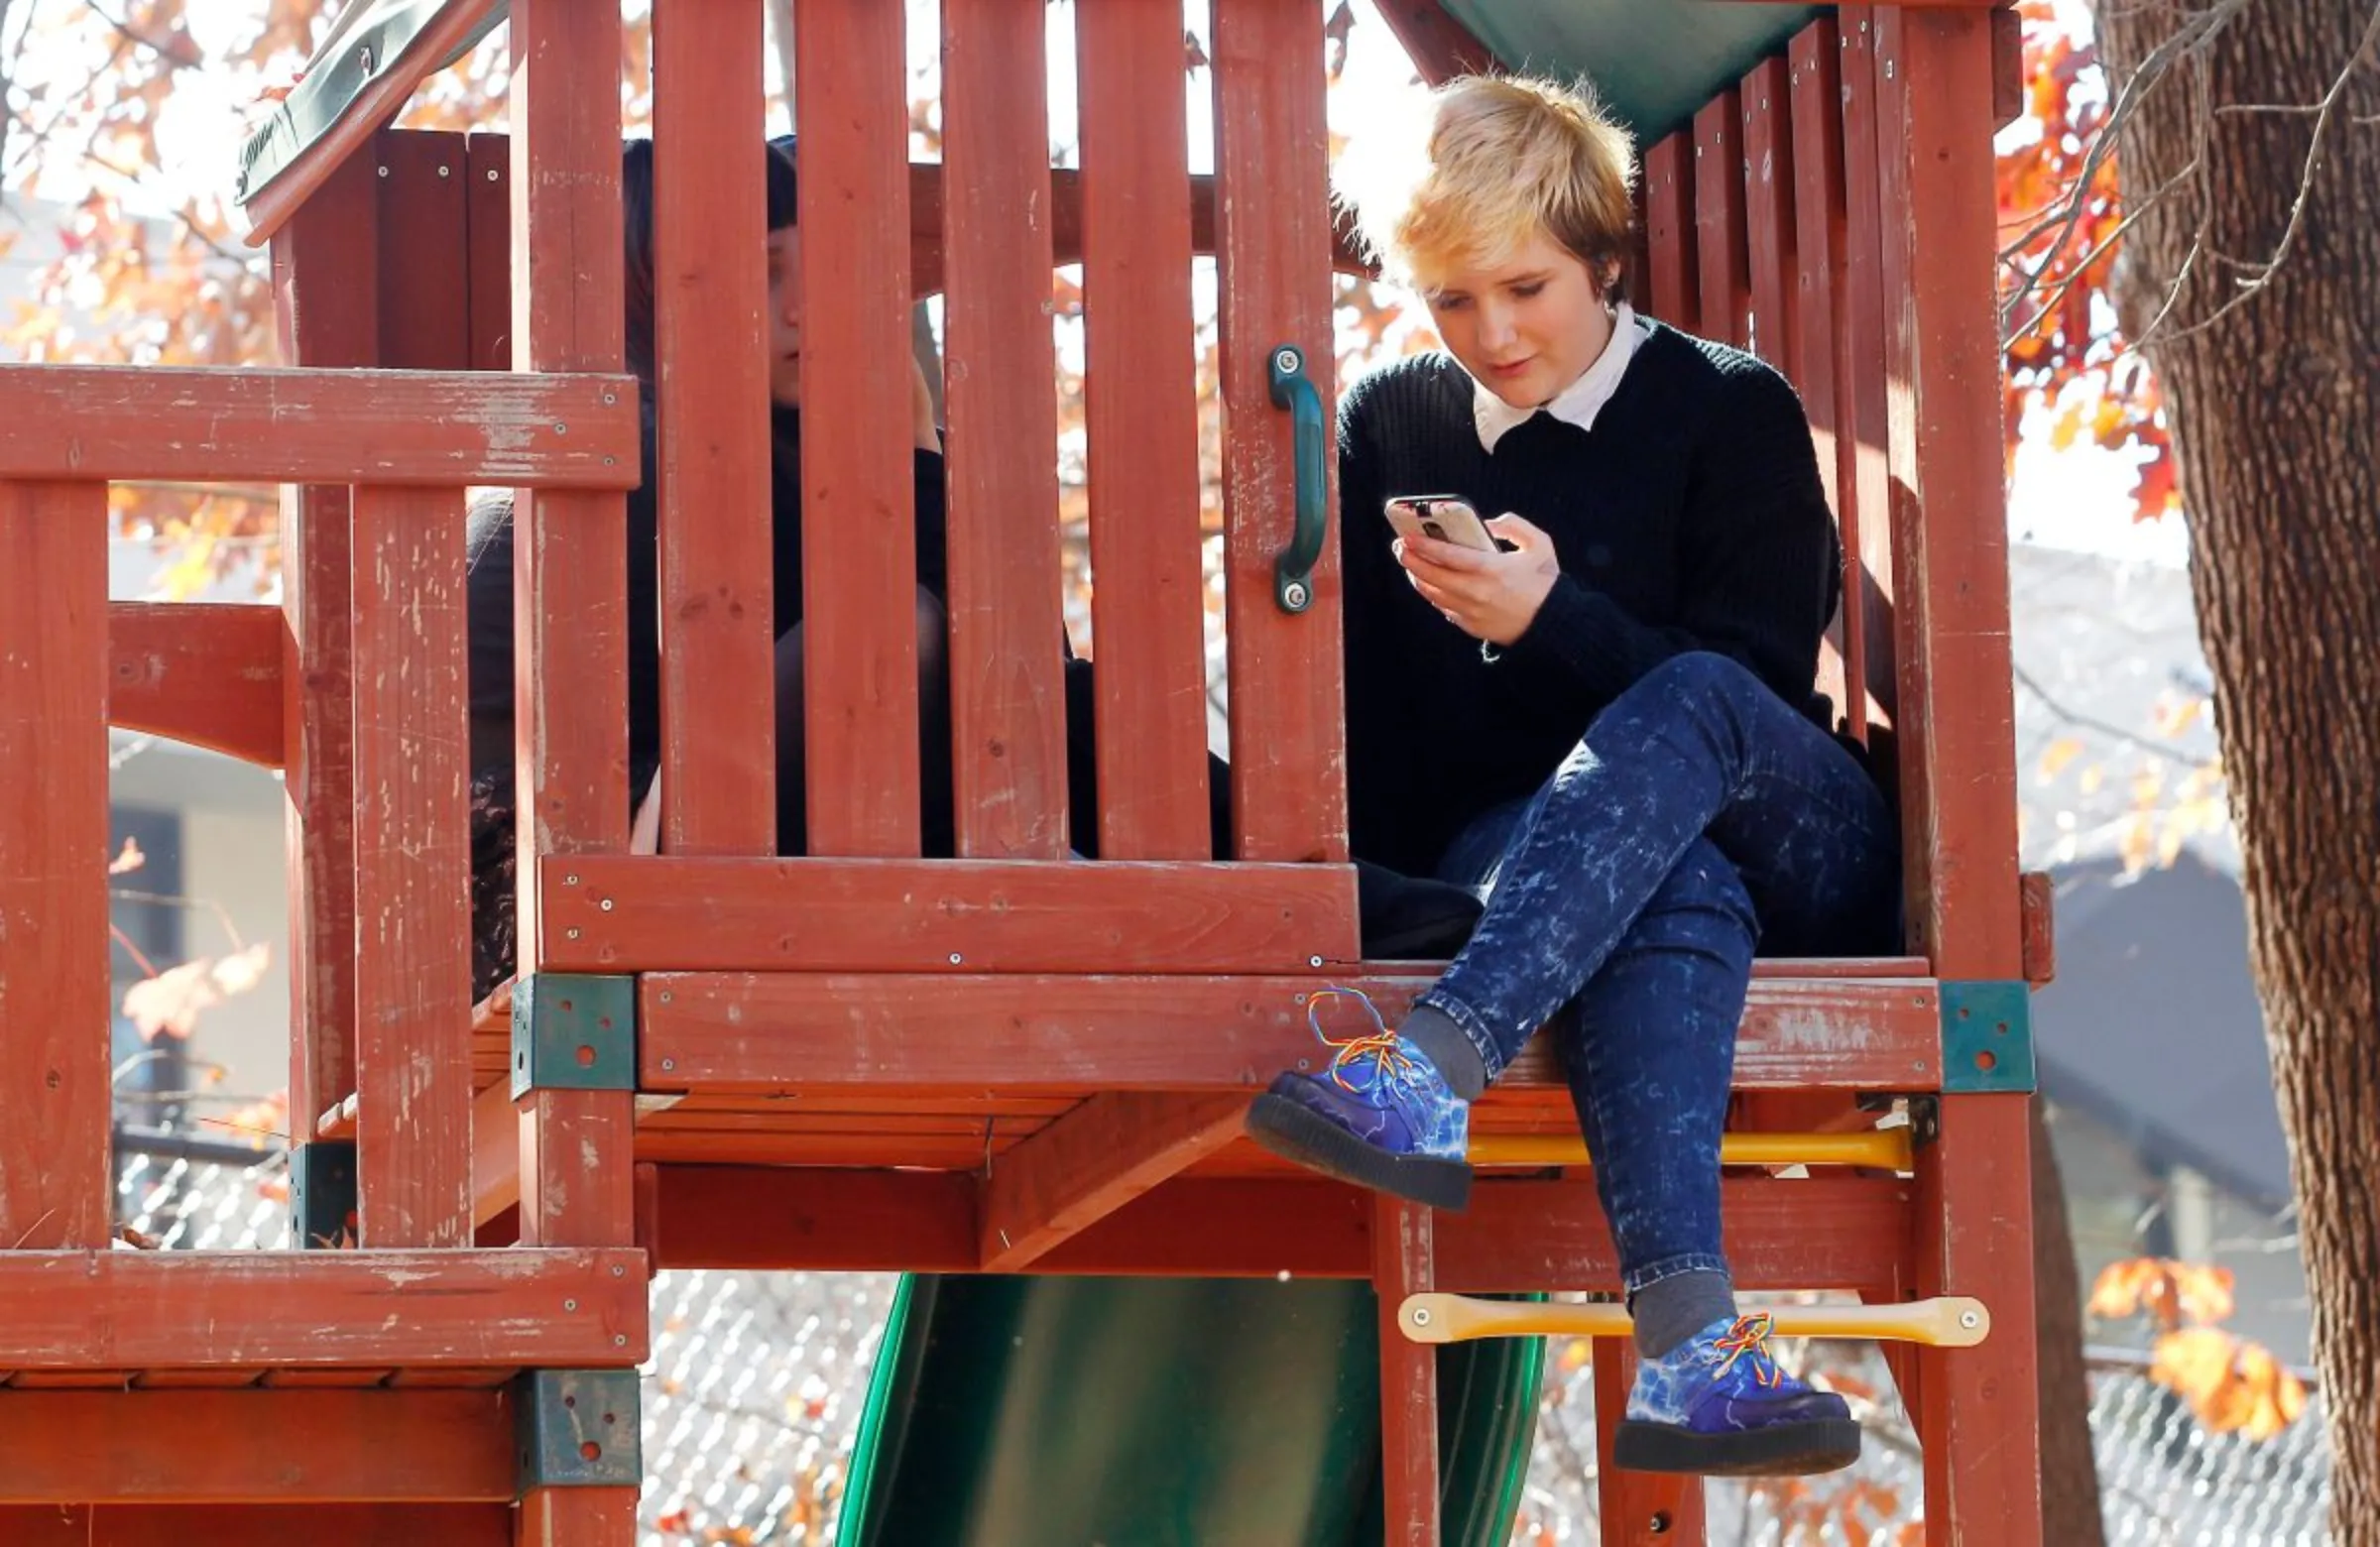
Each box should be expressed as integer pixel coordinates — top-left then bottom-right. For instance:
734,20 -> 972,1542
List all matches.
1244,988 -> 1474,1211
1614,1313 -> 1861,1476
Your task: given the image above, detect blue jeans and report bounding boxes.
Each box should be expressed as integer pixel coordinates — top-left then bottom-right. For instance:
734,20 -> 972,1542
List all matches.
1421,653 -> 1900,1296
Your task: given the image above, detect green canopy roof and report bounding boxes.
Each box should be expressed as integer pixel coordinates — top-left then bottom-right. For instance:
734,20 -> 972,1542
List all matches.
239,0 -> 1817,211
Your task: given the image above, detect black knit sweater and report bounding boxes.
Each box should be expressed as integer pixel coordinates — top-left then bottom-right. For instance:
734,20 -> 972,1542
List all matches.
1338,318 -> 1843,879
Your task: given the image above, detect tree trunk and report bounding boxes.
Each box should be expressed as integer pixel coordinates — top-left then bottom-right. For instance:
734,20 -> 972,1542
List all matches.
2091,3 -> 2380,1539
2032,1098 -> 2107,1547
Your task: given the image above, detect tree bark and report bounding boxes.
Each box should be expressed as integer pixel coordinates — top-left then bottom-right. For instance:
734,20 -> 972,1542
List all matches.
2091,3 -> 2380,1539
2033,1098 -> 2107,1547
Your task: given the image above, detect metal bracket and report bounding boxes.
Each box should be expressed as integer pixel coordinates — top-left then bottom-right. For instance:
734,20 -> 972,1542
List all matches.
512,974 -> 638,1099
290,1140 -> 358,1249
1939,980 -> 2036,1095
513,1368 -> 642,1491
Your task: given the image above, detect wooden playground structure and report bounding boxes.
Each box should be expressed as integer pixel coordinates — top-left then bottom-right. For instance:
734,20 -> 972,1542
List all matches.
0,0 -> 2047,1540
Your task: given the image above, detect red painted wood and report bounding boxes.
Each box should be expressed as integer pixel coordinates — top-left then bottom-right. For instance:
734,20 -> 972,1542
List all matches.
1788,18 -> 1869,744
0,366 -> 637,487
1641,135 -> 1699,330
0,1250 -> 647,1368
1874,6 -> 2025,978
1075,0 -> 1213,861
374,130 -> 472,370
0,480 -> 111,1250
1838,9 -> 1902,744
1594,1346 -> 1710,1543
543,855 -> 1360,975
271,152 -> 375,1131
1372,1198 -> 1440,1546
0,1505 -> 512,1547
978,1094 -> 1248,1270
349,485 -> 474,1249
641,1166 -> 1911,1289
1739,58 -> 1798,371
1693,91 -> 1750,348
509,0 -> 633,973
1212,0 -> 1352,882
1368,0 -> 1497,82
107,602 -> 285,768
465,134 -> 513,372
515,1089 -> 636,1249
1916,1095 -> 2042,1544
0,1389 -> 514,1502
516,1488 -> 639,1546
793,0 -> 920,857
941,0 -> 1069,859
636,970 -> 1942,1091
652,0 -> 776,856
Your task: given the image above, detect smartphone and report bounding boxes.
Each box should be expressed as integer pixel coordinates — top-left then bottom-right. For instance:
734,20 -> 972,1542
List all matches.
1384,495 -> 1499,553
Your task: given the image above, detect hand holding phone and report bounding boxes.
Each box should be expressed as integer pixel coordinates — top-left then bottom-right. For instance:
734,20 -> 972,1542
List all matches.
1384,495 -> 1499,554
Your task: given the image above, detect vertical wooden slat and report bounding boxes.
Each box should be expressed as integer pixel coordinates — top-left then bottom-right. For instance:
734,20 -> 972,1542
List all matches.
1874,6 -> 2023,975
654,0 -> 777,855
1739,59 -> 1797,372
1212,0 -> 1352,881
510,0 -> 635,1258
794,0 -> 920,857
465,134 -> 514,372
1839,10 -> 1900,741
1641,135 -> 1699,331
375,130 -> 472,371
1692,91 -> 1749,349
1789,18 -> 1868,743
0,480 -> 111,1250
350,485 -> 473,1250
515,1488 -> 638,1547
945,0 -> 1068,859
1371,1197 -> 1439,1546
1074,0 -> 1210,861
1876,9 -> 2039,1541
1593,1343 -> 1710,1544
272,151 -> 376,1132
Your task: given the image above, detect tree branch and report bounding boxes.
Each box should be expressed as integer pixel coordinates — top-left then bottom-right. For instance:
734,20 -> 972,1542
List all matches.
2012,658 -> 2220,770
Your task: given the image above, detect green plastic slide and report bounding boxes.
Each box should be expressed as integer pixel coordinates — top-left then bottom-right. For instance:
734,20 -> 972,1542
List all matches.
837,1274 -> 1540,1546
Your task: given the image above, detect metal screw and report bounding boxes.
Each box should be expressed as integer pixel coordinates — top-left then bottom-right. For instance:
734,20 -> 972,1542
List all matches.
1294,1058 -> 1310,1071
563,1298 -> 578,1312
661,1058 -> 676,1072
1884,59 -> 1896,78
1411,1306 -> 1432,1327
553,421 -> 568,434
599,898 -> 615,911
1649,1511 -> 1674,1534
487,168 -> 501,181
565,874 -> 580,887
658,991 -> 673,1005
1282,580 -> 1310,610
1960,1310 -> 1980,1329
601,392 -> 618,406
358,45 -> 375,71
948,952 -> 963,965
566,927 -> 582,940
1272,347 -> 1299,374
1308,955 -> 1323,969
612,1265 -> 626,1277
614,1334 -> 628,1347
437,165 -> 451,178
377,165 -> 390,178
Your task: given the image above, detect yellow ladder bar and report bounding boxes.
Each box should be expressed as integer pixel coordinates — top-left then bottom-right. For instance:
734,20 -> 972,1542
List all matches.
1466,1129 -> 1914,1172
1399,1294 -> 1991,1349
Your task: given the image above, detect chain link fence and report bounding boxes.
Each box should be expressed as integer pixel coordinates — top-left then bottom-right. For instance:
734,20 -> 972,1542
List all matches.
126,1156 -> 2333,1545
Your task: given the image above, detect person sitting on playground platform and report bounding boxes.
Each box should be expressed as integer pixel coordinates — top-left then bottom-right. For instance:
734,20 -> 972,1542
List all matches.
1245,74 -> 1900,1479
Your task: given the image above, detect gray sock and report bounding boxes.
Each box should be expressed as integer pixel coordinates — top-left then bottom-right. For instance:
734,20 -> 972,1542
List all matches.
1630,1270 -> 1738,1360
1398,1005 -> 1488,1100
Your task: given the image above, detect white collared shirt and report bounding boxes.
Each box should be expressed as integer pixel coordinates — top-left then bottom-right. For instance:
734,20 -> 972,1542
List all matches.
1471,301 -> 1645,453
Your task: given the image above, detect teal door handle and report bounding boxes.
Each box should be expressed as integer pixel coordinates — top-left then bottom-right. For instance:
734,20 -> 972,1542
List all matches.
1267,344 -> 1327,614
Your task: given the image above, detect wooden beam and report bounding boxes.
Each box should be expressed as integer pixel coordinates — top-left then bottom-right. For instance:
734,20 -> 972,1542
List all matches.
107,603 -> 287,768
0,1389 -> 513,1503
1372,1197 -> 1440,1546
638,970 -> 1943,1092
978,1094 -> 1249,1270
539,855 -> 1359,975
238,0 -> 508,244
0,1504 -> 512,1547
0,480 -> 112,1251
0,367 -> 637,487
643,1166 -> 1911,1290
1368,0 -> 1497,83
0,1250 -> 648,1369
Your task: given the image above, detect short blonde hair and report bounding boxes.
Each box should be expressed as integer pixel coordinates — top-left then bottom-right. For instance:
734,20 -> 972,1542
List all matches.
1339,74 -> 1636,299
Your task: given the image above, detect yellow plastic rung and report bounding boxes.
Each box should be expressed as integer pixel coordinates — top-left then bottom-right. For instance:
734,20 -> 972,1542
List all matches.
1397,1294 -> 1991,1349
1465,1129 -> 1914,1173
